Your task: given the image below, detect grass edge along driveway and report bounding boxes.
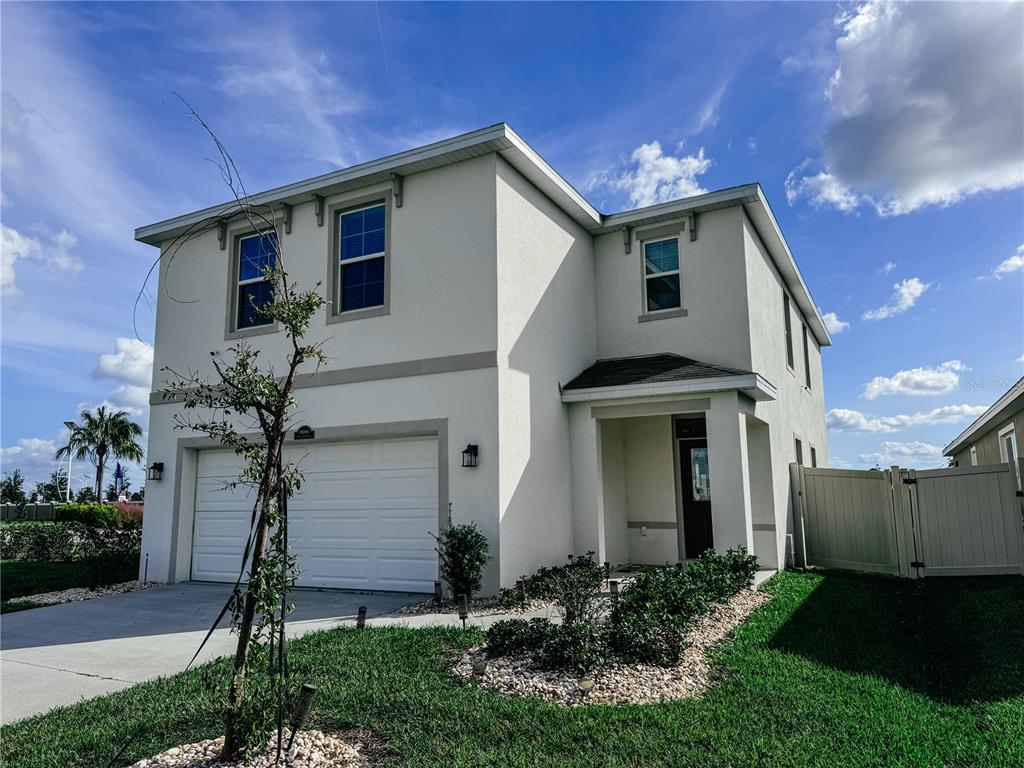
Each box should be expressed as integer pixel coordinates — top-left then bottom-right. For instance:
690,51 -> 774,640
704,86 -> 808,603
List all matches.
2,570 -> 1022,767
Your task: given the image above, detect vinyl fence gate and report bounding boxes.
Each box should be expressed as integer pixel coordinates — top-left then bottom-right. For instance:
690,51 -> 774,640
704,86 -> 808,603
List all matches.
790,461 -> 1024,578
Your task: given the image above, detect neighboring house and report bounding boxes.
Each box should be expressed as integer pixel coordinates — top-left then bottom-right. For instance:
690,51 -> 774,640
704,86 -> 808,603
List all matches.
944,376 -> 1023,485
135,124 -> 830,595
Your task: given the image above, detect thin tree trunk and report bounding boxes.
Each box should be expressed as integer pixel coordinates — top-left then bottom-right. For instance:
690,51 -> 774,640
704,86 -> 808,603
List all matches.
95,452 -> 106,501
222,457 -> 278,758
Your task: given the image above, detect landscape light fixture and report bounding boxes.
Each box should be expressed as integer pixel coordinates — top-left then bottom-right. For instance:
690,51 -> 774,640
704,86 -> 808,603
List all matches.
286,683 -> 318,758
147,462 -> 164,481
578,678 -> 594,695
457,594 -> 469,628
461,444 -> 479,468
356,605 -> 367,629
472,659 -> 489,678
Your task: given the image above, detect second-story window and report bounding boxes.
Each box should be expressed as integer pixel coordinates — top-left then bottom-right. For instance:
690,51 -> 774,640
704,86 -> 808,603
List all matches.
237,231 -> 277,329
339,203 -> 386,312
643,237 -> 681,312
802,323 -> 812,389
783,291 -> 794,369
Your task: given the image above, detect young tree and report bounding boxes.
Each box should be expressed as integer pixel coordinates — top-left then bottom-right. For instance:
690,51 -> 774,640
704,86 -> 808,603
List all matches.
156,98 -> 326,759
0,469 -> 26,504
56,407 -> 144,501
75,486 -> 98,504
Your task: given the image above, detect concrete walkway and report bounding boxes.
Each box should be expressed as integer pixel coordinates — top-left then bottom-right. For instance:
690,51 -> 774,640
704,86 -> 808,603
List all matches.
0,583 -> 542,724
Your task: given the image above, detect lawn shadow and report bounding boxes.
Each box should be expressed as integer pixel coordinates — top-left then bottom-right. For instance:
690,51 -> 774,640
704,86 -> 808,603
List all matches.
768,570 -> 1024,704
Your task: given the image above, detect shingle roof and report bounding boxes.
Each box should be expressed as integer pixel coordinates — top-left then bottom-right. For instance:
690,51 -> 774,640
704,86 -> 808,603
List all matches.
562,354 -> 753,391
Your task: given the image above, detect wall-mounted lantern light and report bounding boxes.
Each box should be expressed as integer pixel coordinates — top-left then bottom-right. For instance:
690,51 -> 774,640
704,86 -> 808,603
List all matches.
461,444 -> 479,468
147,462 -> 164,481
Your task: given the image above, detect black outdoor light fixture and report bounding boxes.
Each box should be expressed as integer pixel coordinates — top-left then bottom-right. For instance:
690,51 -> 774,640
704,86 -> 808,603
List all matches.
147,462 -> 164,481
461,444 -> 479,468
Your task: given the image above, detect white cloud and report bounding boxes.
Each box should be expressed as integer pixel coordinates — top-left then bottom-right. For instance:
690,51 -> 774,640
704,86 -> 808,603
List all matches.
827,403 -> 987,433
593,140 -> 712,208
862,360 -> 966,399
988,243 -> 1024,279
1018,354 -> 1024,364
786,1 -> 1024,216
882,261 -> 896,275
0,436 -> 64,493
822,312 -> 850,334
1,223 -> 82,298
784,166 -> 860,212
746,137 -> 758,156
862,277 -> 930,320
93,337 -> 154,389
859,440 -> 945,468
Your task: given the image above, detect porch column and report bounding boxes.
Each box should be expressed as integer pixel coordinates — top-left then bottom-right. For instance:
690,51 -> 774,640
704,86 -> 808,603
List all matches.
706,392 -> 754,553
568,402 -> 606,561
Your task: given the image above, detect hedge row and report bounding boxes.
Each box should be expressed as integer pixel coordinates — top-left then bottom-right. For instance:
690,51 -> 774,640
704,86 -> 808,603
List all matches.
0,521 -> 141,563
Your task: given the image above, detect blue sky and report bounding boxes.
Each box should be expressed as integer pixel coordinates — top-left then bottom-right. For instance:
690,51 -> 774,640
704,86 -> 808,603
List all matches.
2,1 -> 1022,490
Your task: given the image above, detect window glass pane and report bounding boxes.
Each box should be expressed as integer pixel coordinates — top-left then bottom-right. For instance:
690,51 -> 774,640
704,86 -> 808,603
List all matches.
238,281 -> 273,328
340,204 -> 386,261
690,447 -> 710,502
341,256 -> 385,311
645,274 -> 680,311
239,233 -> 277,281
644,239 -> 678,275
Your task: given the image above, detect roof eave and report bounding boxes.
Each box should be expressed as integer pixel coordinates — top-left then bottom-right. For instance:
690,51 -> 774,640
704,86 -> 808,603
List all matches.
560,372 -> 777,404
942,377 -> 1024,456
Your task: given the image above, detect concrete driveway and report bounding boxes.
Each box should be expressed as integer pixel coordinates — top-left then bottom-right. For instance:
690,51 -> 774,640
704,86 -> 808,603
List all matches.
0,583 -> 418,724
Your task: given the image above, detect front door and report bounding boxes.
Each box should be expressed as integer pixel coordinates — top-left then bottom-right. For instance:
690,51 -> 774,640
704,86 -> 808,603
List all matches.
677,418 -> 713,558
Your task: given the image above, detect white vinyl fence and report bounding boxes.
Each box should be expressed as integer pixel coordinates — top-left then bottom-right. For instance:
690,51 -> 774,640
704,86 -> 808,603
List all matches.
790,460 -> 1024,578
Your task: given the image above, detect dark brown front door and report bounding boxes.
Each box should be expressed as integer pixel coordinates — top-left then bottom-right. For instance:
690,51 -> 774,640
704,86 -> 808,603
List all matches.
677,418 -> 713,558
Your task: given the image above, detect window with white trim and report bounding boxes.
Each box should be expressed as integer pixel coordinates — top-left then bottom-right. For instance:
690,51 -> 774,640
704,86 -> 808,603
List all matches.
236,231 -> 277,329
810,445 -> 818,468
643,237 -> 681,312
794,437 -> 804,465
969,446 -> 978,466
802,323 -> 812,389
998,424 -> 1020,488
338,203 -> 386,312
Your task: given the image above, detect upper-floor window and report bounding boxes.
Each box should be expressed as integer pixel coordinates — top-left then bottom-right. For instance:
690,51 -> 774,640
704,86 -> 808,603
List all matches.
236,231 -> 277,329
810,445 -> 818,468
969,446 -> 978,466
794,436 -> 804,465
643,237 -> 681,312
339,203 -> 386,313
802,323 -> 812,389
783,292 -> 794,369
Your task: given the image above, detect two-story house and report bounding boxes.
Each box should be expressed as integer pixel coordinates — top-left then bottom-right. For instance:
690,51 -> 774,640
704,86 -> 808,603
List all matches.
135,124 -> 830,595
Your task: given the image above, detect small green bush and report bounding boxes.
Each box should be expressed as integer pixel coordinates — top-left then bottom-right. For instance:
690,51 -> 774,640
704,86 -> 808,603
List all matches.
608,613 -> 683,666
485,617 -> 554,657
538,622 -> 610,673
54,503 -> 126,529
611,563 -> 707,634
434,522 -> 491,600
686,547 -> 759,603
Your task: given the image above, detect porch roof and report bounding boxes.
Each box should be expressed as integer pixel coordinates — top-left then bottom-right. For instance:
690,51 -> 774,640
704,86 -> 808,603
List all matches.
560,353 -> 776,403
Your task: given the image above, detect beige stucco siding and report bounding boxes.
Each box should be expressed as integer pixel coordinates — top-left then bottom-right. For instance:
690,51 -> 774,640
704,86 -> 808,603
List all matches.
151,154 -> 500,383
494,155 -> 596,584
742,209 -> 828,566
592,207 -> 753,371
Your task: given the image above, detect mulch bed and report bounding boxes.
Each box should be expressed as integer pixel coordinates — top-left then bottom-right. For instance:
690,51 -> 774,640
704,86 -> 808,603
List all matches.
453,588 -> 772,707
17,579 -> 154,608
394,595 -> 553,617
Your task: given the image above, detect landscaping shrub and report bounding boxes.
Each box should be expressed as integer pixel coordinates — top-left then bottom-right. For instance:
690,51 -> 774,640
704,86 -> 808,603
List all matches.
547,553 -> 608,627
54,503 -> 121,529
611,563 -> 707,635
608,613 -> 684,666
0,521 -> 141,563
686,547 -> 759,603
434,522 -> 490,600
538,622 -> 610,673
485,617 -> 554,657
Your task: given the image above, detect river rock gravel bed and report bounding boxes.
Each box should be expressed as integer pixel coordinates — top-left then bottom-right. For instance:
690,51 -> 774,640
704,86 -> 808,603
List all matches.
128,730 -> 364,767
453,588 -> 771,707
19,579 -> 154,607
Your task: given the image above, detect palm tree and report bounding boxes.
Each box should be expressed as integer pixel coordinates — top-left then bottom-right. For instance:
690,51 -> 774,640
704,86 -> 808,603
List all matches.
56,407 -> 145,500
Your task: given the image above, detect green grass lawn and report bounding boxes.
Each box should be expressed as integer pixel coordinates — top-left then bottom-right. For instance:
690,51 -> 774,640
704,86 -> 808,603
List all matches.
1,559 -> 139,611
2,570 -> 1022,767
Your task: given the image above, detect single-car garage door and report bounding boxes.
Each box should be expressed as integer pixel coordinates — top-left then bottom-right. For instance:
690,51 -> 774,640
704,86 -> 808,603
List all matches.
191,436 -> 439,592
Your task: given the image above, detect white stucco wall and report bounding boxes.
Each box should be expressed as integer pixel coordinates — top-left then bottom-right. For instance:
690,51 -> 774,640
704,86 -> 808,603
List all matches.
742,210 -> 828,567
494,156 -> 596,584
593,207 -> 753,370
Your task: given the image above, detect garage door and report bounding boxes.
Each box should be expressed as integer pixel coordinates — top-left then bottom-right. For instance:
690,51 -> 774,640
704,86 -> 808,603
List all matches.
191,436 -> 439,592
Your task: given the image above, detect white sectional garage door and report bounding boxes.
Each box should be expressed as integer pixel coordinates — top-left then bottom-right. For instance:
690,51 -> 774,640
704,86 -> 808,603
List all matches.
191,436 -> 439,592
